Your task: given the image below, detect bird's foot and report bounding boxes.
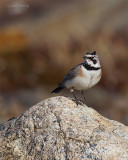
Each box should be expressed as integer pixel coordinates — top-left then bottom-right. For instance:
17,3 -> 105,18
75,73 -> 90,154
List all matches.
81,100 -> 90,107
72,98 -> 84,106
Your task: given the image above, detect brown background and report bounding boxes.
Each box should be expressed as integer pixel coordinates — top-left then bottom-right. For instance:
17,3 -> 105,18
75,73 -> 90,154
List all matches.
0,0 -> 128,125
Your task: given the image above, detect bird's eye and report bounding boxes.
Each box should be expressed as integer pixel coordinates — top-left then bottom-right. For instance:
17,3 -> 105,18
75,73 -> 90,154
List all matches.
88,57 -> 93,61
87,57 -> 97,64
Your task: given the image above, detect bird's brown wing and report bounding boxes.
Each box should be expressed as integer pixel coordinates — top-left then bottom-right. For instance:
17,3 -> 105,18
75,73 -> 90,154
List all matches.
59,63 -> 82,86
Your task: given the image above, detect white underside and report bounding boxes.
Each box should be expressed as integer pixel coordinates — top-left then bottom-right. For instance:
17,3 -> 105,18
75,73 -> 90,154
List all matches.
65,66 -> 101,90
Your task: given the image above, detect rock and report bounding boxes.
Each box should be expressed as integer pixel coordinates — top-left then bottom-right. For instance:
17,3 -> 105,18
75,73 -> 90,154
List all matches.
0,96 -> 128,160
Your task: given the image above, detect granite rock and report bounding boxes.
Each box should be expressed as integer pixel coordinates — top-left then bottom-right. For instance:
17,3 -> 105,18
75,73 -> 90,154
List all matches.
0,96 -> 128,160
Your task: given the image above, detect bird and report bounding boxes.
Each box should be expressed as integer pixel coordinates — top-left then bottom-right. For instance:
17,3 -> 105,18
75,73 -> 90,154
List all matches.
51,51 -> 102,103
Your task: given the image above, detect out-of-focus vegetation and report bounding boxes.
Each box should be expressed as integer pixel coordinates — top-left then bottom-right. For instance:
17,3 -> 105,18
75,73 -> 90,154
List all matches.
0,0 -> 128,124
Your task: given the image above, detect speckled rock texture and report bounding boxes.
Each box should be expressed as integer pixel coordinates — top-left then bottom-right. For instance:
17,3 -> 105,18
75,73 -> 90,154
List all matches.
0,96 -> 128,160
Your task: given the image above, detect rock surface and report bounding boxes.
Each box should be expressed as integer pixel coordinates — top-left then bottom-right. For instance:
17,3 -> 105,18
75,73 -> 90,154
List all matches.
0,96 -> 128,160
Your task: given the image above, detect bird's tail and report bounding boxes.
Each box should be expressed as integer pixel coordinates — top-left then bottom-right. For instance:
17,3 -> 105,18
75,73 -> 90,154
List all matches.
51,86 -> 64,93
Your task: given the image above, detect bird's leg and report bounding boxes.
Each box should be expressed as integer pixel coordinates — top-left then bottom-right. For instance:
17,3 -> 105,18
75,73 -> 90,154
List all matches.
81,90 -> 87,104
73,92 -> 77,100
70,88 -> 77,100
70,88 -> 79,105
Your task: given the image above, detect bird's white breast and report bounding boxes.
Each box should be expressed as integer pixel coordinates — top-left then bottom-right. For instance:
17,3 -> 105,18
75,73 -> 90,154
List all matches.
65,66 -> 101,90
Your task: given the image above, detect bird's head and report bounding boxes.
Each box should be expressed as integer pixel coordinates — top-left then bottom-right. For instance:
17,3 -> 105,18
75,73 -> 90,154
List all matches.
83,51 -> 101,68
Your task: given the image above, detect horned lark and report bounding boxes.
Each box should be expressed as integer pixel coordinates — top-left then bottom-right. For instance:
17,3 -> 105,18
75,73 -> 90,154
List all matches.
51,51 -> 102,102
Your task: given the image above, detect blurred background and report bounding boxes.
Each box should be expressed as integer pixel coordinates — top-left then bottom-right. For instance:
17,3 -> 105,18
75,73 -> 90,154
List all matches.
0,0 -> 128,125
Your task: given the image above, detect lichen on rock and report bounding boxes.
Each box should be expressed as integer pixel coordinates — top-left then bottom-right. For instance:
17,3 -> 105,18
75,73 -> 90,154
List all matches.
0,96 -> 128,160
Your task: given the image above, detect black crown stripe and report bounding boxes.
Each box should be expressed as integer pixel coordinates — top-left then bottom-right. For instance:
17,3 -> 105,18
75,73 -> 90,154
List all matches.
86,51 -> 96,55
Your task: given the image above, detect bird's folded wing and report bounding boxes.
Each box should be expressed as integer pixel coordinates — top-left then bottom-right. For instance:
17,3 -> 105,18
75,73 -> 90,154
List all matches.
60,64 -> 82,85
